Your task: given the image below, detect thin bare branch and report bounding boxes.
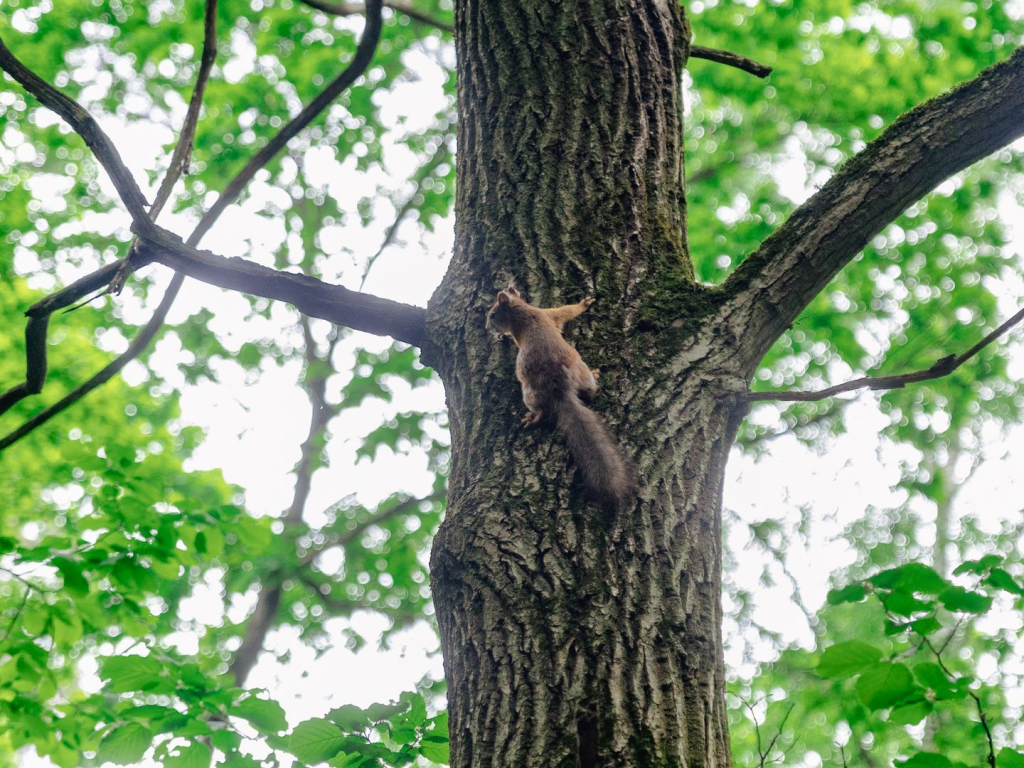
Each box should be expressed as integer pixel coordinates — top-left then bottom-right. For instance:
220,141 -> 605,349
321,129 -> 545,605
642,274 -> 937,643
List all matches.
714,47 -> 1024,373
299,0 -> 453,33
0,273 -> 185,452
747,305 -> 1024,402
195,0 -> 384,244
359,139 -> 451,291
150,0 -> 220,220
690,45 -> 772,78
300,491 -> 445,567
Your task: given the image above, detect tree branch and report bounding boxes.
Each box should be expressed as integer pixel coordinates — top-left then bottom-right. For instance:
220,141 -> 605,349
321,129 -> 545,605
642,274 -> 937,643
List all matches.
0,0 -> 401,449
0,0 -> 218,420
228,323 -> 333,686
715,47 -> 1024,372
0,35 -> 151,222
690,45 -> 772,78
298,0 -> 453,33
747,305 -> 1024,402
134,225 -> 426,346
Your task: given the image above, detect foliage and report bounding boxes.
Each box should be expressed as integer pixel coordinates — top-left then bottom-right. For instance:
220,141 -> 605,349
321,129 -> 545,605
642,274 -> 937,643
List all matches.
732,557 -> 1024,767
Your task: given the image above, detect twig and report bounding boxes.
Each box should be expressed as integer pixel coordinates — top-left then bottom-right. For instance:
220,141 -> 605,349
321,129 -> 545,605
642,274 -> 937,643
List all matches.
747,305 -> 1024,403
358,139 -> 451,291
299,491 -> 445,567
923,634 -> 996,768
298,0 -> 452,33
150,0 -> 220,221
0,585 -> 32,650
690,45 -> 772,78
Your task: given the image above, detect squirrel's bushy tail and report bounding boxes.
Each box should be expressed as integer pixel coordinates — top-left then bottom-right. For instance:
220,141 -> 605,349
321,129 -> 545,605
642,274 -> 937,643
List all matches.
553,392 -> 636,509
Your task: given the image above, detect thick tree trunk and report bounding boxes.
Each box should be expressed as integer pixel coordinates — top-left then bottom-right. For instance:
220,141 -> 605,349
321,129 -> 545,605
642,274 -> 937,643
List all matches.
424,1 -> 744,764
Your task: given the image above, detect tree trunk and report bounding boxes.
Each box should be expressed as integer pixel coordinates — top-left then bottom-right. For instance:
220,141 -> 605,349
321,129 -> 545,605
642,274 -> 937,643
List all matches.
425,1 -> 743,764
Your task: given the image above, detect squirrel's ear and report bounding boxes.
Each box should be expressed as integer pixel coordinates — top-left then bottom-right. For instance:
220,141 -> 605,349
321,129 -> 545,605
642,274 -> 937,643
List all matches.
497,292 -> 510,305
505,285 -> 520,297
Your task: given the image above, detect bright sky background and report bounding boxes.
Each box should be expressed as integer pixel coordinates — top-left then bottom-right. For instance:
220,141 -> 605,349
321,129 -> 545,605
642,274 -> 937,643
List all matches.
9,13 -> 1024,765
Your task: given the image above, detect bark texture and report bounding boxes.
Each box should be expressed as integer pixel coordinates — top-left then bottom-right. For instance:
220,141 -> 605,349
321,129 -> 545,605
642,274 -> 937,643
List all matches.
425,1 -> 743,765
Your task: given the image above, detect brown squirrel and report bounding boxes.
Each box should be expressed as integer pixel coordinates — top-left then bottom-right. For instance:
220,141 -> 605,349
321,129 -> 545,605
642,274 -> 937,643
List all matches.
486,286 -> 635,508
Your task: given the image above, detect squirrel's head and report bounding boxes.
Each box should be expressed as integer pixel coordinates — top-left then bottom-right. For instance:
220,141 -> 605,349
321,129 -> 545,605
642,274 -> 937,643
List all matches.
486,285 -> 522,335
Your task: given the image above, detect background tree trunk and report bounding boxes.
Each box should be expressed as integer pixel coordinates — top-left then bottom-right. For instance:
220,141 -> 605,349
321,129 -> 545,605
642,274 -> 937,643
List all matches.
425,1 -> 742,764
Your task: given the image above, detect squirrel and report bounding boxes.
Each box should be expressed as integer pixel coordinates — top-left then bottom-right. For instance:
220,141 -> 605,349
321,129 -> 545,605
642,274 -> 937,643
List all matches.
486,285 -> 635,508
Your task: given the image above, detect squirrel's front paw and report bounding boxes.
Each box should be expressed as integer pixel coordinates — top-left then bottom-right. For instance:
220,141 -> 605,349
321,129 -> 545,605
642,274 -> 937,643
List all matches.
582,296 -> 596,308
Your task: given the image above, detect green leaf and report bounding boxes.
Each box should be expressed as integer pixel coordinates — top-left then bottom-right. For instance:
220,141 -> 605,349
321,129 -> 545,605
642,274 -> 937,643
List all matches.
997,750 -> 1024,768
231,696 -> 288,735
400,691 -> 427,727
870,564 -> 948,595
938,586 -> 993,614
827,583 -> 867,605
164,742 -> 212,768
952,555 -> 1002,576
908,616 -> 942,635
365,700 -> 408,722
289,719 -> 348,763
52,557 -> 90,597
855,662 -> 918,709
984,567 -> 1024,595
420,735 -> 450,764
882,590 -> 933,617
888,699 -> 933,725
101,655 -> 172,694
896,753 -> 953,768
329,704 -> 371,732
817,641 -> 884,678
97,724 -> 153,765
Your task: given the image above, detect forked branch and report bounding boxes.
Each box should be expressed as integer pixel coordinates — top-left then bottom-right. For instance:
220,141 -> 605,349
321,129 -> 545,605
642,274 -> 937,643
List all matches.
0,0 -> 219,420
0,0 -> 431,452
747,305 -> 1024,402
716,47 -> 1024,371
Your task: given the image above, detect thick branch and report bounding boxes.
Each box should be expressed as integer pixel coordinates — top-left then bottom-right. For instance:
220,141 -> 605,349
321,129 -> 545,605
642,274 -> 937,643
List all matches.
135,226 -> 426,346
298,0 -> 453,33
690,45 -> 771,78
716,47 -> 1024,372
747,304 -> 1024,402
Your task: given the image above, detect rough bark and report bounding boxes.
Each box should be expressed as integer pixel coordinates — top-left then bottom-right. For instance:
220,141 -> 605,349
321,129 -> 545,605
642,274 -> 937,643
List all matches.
425,1 -> 743,765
